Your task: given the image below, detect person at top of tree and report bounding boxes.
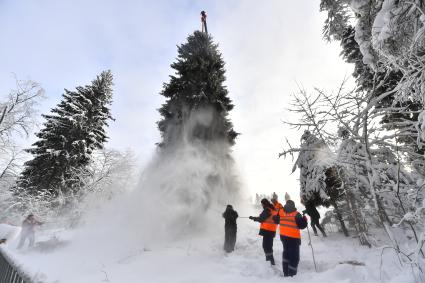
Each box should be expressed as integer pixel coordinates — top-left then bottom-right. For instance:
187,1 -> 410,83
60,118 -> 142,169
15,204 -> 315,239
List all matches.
222,204 -> 238,253
249,198 -> 279,266
200,11 -> 208,34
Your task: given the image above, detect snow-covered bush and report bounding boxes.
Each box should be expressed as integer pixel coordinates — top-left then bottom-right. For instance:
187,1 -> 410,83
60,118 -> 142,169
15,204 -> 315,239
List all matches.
280,80 -> 422,249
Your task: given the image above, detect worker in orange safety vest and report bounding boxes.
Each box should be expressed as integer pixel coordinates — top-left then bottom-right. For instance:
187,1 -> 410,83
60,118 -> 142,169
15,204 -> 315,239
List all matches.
271,192 -> 283,211
249,198 -> 279,265
279,200 -> 307,277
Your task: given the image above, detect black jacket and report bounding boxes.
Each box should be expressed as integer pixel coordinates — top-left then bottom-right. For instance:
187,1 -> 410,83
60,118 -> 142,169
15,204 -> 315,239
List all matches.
302,203 -> 320,220
223,208 -> 238,227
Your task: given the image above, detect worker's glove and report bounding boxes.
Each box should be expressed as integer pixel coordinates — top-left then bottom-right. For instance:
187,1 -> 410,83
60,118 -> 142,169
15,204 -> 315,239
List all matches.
249,216 -> 254,220
303,215 -> 308,223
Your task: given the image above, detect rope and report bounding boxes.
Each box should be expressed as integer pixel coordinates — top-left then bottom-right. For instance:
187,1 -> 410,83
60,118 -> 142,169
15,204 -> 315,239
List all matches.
307,226 -> 318,272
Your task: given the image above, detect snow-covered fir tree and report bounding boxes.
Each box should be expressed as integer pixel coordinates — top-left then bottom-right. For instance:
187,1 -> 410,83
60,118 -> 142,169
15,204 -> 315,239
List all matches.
294,130 -> 331,205
339,25 -> 422,163
320,0 -> 351,41
292,130 -> 350,236
322,1 -> 425,162
157,31 -> 238,147
17,71 -> 114,200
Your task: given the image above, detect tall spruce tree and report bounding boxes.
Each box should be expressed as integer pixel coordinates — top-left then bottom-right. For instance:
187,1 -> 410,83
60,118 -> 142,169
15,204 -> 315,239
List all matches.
18,71 -> 114,198
158,31 -> 237,146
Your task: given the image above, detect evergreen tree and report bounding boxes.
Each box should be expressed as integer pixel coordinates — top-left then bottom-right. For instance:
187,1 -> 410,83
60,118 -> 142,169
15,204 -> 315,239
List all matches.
324,3 -> 424,162
17,71 -> 114,198
158,31 -> 237,147
320,0 -> 351,42
339,26 -> 423,162
295,130 -> 331,206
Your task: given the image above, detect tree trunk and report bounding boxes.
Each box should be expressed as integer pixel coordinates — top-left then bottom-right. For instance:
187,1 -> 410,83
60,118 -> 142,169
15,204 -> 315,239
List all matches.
331,200 -> 349,237
363,79 -> 399,248
344,179 -> 372,247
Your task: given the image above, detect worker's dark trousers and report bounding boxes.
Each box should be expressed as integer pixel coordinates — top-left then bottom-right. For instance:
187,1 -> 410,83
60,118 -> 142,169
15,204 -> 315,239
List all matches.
224,225 -> 237,252
262,235 -> 275,264
281,236 -> 300,277
202,22 -> 208,34
311,218 -> 326,236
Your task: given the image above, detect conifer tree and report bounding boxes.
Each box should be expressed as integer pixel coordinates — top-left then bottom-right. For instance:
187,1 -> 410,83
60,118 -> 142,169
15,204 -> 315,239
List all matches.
158,31 -> 237,147
17,71 -> 114,198
339,25 -> 423,161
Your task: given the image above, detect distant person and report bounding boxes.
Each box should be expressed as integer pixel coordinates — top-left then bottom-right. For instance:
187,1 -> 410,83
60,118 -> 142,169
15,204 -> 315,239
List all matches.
279,200 -> 307,277
302,200 -> 327,237
249,198 -> 278,265
17,214 -> 42,249
285,192 -> 291,202
271,192 -> 283,211
222,205 -> 238,253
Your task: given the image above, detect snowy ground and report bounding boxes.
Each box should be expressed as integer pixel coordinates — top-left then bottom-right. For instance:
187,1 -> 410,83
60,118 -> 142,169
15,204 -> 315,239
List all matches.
0,220 -> 416,283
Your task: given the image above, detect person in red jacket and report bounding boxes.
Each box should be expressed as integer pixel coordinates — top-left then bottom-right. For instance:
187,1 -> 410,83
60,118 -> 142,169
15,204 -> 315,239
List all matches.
279,200 -> 307,277
249,198 -> 278,265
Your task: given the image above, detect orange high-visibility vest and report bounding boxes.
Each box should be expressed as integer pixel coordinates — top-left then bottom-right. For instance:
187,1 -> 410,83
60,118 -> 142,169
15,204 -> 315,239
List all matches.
279,210 -> 301,239
274,202 -> 283,211
260,208 -> 278,232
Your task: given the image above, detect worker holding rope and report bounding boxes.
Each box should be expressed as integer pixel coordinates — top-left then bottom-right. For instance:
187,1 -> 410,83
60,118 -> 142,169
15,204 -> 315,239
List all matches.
249,198 -> 279,266
222,205 -> 238,253
279,200 -> 308,277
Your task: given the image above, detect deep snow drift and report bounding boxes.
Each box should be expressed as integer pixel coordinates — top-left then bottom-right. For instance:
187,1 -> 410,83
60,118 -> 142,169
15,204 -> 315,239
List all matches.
1,219 -> 417,283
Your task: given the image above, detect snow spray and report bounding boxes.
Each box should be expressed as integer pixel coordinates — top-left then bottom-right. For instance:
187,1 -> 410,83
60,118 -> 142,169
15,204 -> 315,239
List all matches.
133,107 -> 241,243
69,107 -> 242,260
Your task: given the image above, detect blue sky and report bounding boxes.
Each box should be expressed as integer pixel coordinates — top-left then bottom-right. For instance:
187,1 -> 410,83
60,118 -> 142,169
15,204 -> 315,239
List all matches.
0,0 -> 353,199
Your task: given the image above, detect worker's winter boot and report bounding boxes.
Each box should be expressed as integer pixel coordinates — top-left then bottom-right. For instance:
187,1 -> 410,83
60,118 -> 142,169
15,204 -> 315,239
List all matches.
266,254 -> 275,265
